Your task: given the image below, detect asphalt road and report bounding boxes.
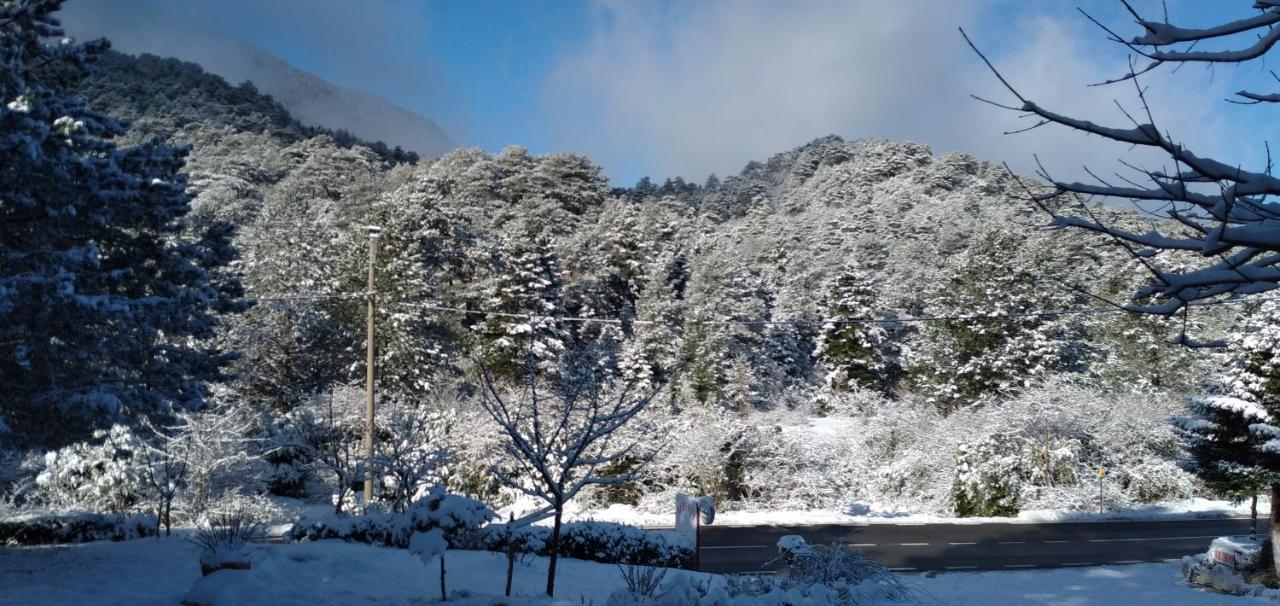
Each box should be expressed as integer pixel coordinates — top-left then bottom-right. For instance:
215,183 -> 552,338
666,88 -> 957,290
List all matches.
696,517 -> 1268,574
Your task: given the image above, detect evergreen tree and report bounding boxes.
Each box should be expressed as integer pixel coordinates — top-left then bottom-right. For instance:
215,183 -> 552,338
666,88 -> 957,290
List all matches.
1181,302 -> 1280,534
680,259 -> 779,411
906,228 -> 1083,412
474,234 -> 569,378
1,0 -> 244,447
814,268 -> 893,391
222,140 -> 380,412
1175,394 -> 1272,523
619,252 -> 688,393
345,172 -> 475,397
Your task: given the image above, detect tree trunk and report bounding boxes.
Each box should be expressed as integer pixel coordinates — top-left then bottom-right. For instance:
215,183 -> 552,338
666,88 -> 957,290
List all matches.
546,505 -> 563,597
1271,484 -> 1280,577
505,514 -> 515,597
439,554 -> 447,601
1252,494 -> 1259,541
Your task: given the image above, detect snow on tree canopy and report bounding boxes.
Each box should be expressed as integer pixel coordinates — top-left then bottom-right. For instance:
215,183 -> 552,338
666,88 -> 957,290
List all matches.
0,0 -> 245,448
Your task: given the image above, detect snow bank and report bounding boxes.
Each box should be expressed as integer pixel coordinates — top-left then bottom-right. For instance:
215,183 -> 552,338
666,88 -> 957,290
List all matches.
910,563 -> 1276,605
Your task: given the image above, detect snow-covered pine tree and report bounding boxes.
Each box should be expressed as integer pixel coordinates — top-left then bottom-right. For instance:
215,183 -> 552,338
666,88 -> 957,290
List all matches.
905,228 -> 1082,412
619,252 -> 688,394
221,141 -> 376,413
1,0 -> 245,447
1186,302 -> 1280,539
353,172 -> 476,397
814,267 -> 893,392
474,234 -> 570,378
1176,394 -> 1272,525
680,259 -> 778,412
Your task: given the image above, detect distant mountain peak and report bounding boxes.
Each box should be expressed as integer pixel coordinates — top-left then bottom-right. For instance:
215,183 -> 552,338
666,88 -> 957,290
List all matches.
59,0 -> 456,158
213,40 -> 456,158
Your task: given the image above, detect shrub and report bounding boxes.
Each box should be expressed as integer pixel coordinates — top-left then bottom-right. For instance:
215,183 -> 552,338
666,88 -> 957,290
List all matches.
468,520 -> 692,567
616,563 -> 669,601
952,435 -> 1023,517
190,510 -> 263,571
0,511 -> 157,545
758,535 -> 917,604
287,486 -> 494,548
34,426 -> 150,514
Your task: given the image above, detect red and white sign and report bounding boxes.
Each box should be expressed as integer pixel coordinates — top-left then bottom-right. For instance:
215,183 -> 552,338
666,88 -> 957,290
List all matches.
675,494 -> 715,544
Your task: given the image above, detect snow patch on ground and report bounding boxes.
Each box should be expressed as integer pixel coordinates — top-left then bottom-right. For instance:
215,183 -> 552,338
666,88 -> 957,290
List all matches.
910,563 -> 1275,605
1,535 -> 1273,605
0,536 -> 200,606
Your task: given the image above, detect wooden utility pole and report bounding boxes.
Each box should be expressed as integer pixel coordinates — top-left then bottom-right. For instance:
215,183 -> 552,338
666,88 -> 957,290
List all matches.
363,225 -> 382,504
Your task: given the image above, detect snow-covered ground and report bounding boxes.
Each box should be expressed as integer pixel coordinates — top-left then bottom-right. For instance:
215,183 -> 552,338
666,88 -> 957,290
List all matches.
0,536 -> 1271,605
560,498 -> 1265,528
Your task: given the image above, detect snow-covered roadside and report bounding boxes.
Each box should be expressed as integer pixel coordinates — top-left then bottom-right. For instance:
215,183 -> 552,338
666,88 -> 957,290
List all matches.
563,498 -> 1265,528
910,563 -> 1275,605
1,536 -> 1272,605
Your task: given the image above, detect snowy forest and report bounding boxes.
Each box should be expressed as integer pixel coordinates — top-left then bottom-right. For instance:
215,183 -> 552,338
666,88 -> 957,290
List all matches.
4,43 -> 1236,521
8,0 -> 1280,604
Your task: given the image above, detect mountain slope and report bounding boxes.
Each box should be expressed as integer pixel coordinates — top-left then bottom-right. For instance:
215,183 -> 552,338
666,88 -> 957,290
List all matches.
194,40 -> 456,158
59,0 -> 455,158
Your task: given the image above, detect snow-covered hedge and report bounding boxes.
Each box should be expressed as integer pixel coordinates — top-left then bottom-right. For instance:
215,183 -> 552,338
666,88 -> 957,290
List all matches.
0,511 -> 157,545
470,521 -> 692,568
287,486 -> 494,548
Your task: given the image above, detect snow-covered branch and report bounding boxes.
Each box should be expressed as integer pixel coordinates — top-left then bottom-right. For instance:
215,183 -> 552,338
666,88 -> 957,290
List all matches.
963,4 -> 1280,317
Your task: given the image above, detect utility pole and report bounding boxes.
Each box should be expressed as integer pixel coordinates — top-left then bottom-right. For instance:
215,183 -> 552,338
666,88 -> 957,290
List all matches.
363,225 -> 382,505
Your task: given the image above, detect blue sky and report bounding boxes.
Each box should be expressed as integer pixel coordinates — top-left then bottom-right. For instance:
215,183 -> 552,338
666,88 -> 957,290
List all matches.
63,0 -> 1278,187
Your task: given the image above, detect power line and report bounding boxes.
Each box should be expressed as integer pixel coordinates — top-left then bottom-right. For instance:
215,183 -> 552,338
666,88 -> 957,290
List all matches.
382,296 -> 1268,328
246,293 -> 365,303
241,285 -> 1280,328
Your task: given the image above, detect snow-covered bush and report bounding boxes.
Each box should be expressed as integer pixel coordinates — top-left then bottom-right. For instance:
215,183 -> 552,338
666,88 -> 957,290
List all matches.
769,535 -> 916,603
200,492 -> 289,526
165,407 -> 262,517
952,435 -> 1023,517
638,410 -> 748,506
0,511 -> 157,545
624,379 -> 1197,518
281,388 -> 366,514
607,574 -> 730,606
470,520 -> 692,567
288,486 -> 493,548
1114,461 -> 1196,504
33,425 -> 150,514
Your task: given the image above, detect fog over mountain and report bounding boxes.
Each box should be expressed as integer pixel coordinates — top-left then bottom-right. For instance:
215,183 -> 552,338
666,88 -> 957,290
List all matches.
60,0 -> 456,158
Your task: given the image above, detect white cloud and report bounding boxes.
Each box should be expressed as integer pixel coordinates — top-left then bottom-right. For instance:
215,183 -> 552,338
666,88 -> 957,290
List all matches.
541,0 -> 1241,185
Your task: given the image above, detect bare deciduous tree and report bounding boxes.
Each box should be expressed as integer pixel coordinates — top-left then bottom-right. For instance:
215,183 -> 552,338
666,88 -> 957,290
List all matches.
374,403 -> 452,513
964,2 -> 1280,328
476,354 -> 665,597
291,386 -> 365,514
